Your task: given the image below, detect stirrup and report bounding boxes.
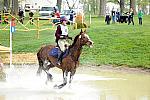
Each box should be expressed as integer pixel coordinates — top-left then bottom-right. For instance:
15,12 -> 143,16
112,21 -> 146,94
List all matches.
56,60 -> 61,65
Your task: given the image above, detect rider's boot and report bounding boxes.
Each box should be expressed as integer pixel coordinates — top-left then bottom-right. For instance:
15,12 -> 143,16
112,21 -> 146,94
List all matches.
56,51 -> 63,65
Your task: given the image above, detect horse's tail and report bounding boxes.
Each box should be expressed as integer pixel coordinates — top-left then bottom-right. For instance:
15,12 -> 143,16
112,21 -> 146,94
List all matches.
37,45 -> 46,59
37,45 -> 46,75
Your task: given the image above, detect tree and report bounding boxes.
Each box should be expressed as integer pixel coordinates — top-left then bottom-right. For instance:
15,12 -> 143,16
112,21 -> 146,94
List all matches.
11,0 -> 18,15
57,0 -> 62,12
99,0 -> 106,16
130,0 -> 136,14
0,0 -> 4,11
149,0 -> 150,15
4,0 -> 9,11
137,0 -> 149,14
65,0 -> 78,10
120,0 -> 125,14
108,0 -> 125,14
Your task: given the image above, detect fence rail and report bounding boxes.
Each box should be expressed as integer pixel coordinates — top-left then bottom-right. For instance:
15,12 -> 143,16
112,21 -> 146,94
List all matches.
0,13 -> 59,38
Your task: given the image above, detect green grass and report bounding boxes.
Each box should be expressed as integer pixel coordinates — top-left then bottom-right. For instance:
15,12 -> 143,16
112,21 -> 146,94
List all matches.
0,15 -> 150,68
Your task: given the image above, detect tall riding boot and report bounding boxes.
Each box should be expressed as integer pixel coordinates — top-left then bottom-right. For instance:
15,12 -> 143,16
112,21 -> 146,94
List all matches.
57,51 -> 63,65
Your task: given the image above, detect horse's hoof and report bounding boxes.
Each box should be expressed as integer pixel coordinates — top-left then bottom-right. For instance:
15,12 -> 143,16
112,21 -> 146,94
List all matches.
53,84 -> 59,89
47,76 -> 53,82
53,84 -> 63,89
45,81 -> 48,85
36,72 -> 40,76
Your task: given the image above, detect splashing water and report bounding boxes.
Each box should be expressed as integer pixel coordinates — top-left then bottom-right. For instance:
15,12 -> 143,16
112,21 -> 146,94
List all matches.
0,64 -> 150,100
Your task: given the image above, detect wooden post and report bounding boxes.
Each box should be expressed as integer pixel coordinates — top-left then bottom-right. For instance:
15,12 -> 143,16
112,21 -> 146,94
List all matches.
89,4 -> 91,24
10,21 -> 12,67
37,17 -> 40,39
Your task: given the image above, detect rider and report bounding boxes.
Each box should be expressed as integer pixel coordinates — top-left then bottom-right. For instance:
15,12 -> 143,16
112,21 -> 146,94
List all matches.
55,16 -> 72,65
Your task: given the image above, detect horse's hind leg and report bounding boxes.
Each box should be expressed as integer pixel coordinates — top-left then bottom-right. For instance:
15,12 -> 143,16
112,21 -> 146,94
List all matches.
43,63 -> 54,84
36,51 -> 44,76
44,70 -> 53,84
37,57 -> 54,84
37,59 -> 43,76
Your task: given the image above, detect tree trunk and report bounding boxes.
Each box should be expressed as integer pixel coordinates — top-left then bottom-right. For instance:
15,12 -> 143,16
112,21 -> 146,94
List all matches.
0,0 -> 3,11
130,0 -> 136,14
14,0 -> 18,15
57,0 -> 62,12
11,0 -> 18,15
4,0 -> 9,12
99,0 -> 106,16
148,0 -> 150,15
120,0 -> 125,15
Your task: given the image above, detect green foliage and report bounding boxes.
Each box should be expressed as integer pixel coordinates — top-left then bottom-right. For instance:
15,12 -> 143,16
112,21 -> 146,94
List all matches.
137,0 -> 149,6
0,15 -> 150,68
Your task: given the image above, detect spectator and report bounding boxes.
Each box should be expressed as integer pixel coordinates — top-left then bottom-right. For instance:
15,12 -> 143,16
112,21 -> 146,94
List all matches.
55,10 -> 60,18
52,7 -> 57,17
128,8 -> 134,25
53,10 -> 60,24
3,7 -> 9,24
29,10 -> 34,25
116,9 -> 120,22
4,13 -> 9,24
105,13 -> 111,25
138,9 -> 144,25
0,12 -> 1,24
111,7 -> 116,23
69,10 -> 74,23
18,9 -> 24,24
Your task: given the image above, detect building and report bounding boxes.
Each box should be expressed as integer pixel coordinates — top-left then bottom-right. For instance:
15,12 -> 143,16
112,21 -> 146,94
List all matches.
19,0 -> 57,11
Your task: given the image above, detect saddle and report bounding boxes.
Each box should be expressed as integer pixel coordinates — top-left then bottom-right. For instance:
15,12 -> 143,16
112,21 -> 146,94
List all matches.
49,47 -> 69,59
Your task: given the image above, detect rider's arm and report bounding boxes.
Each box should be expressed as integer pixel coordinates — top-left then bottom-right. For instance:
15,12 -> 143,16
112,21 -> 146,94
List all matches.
55,25 -> 62,39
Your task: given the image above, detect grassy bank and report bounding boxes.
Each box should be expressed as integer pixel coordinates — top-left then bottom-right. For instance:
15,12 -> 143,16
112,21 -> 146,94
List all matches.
0,15 -> 150,68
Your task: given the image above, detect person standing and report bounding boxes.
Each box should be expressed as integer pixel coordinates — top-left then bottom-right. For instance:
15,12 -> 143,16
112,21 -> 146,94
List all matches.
18,9 -> 24,24
128,8 -> 134,25
69,10 -> 74,23
111,7 -> 116,23
138,9 -> 144,25
105,13 -> 111,25
53,10 -> 60,24
0,12 -> 2,24
116,9 -> 120,22
29,10 -> 34,25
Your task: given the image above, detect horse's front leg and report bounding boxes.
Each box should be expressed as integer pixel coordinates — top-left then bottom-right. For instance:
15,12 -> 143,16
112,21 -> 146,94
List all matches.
69,69 -> 76,84
54,70 -> 68,89
63,70 -> 68,83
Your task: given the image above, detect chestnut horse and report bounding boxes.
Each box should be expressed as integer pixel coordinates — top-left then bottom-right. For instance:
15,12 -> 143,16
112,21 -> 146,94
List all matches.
37,29 -> 93,89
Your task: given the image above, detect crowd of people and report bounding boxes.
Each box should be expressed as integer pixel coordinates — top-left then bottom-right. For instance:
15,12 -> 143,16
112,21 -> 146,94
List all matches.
105,7 -> 144,25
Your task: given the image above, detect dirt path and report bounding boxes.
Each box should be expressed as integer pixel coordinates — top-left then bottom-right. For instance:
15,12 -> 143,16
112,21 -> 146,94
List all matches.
1,53 -> 37,64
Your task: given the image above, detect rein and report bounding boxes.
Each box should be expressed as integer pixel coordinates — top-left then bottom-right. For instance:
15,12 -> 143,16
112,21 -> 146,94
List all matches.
69,36 -> 83,61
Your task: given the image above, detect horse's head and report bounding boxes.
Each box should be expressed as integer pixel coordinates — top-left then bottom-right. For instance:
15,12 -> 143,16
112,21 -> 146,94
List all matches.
79,29 -> 93,48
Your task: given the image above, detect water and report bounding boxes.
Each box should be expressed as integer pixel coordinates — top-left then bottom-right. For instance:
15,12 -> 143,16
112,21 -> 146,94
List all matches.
0,65 -> 150,100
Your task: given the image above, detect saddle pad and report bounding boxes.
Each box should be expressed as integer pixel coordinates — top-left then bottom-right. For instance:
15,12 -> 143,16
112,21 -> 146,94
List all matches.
49,47 -> 69,58
49,47 -> 60,58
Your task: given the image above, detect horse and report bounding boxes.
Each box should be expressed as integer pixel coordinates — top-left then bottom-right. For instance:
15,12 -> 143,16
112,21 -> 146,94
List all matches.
36,29 -> 93,89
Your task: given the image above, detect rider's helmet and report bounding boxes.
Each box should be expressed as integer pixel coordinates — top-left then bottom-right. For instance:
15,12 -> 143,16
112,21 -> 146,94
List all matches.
60,16 -> 67,23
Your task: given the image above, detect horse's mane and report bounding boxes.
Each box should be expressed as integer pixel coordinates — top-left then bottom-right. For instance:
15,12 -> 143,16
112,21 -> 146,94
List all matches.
69,34 -> 80,49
